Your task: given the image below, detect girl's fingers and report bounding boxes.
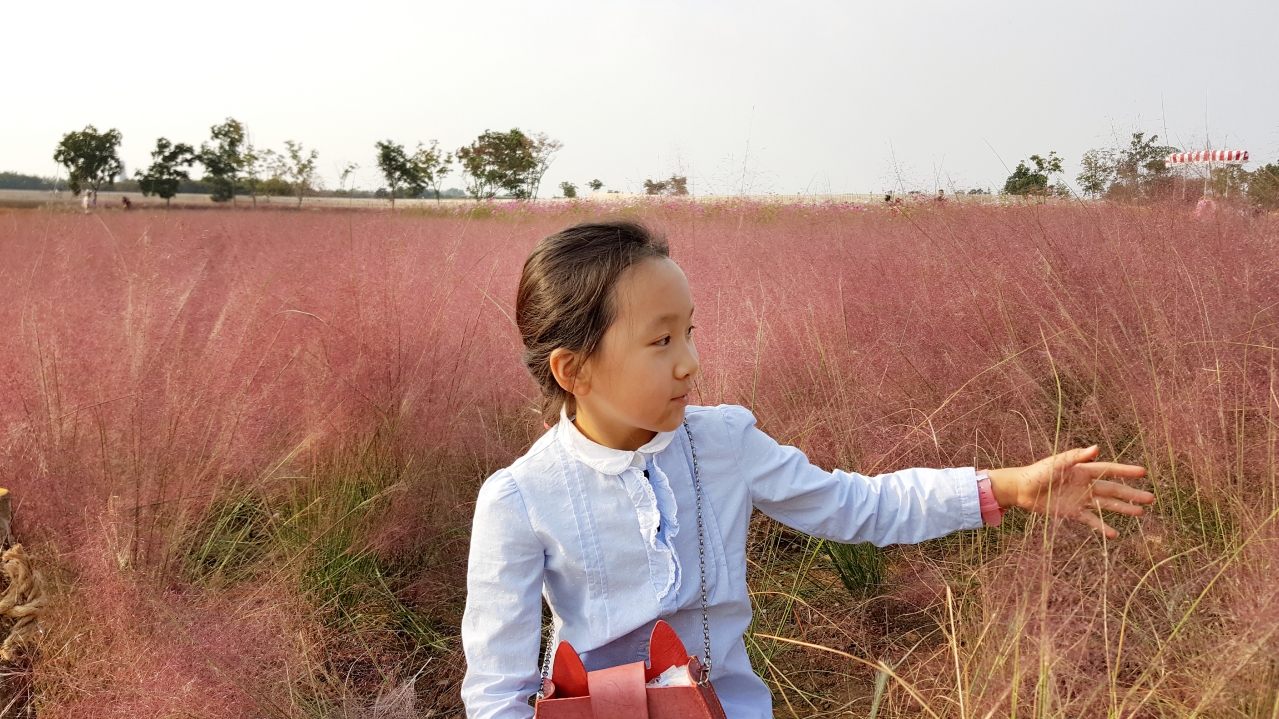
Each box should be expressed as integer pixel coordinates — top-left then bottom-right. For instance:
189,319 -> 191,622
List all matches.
1091,479 -> 1155,504
1081,461 -> 1147,480
1075,509 -> 1117,539
1057,445 -> 1100,468
1090,496 -> 1147,516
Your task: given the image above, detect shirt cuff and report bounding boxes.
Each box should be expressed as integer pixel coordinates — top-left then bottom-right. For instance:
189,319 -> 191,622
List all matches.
954,467 -> 984,530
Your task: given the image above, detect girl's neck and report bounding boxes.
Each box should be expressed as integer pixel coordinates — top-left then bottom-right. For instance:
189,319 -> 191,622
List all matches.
571,405 -> 658,452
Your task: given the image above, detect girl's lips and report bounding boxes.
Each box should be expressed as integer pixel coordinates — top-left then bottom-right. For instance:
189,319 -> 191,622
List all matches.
671,394 -> 690,405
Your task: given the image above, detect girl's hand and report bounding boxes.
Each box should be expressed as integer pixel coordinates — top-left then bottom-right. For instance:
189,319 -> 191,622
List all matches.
986,445 -> 1153,539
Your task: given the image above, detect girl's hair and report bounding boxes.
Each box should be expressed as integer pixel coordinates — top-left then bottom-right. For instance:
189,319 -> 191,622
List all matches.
516,220 -> 670,426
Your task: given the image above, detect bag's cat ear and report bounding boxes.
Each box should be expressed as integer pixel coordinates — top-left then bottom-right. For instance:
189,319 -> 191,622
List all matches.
550,641 -> 590,698
645,621 -> 689,681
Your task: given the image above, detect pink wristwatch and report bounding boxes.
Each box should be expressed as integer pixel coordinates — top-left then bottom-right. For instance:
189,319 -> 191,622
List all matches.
975,470 -> 1005,527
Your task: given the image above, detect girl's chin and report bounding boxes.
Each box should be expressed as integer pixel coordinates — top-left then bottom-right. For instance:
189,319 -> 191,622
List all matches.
655,405 -> 688,431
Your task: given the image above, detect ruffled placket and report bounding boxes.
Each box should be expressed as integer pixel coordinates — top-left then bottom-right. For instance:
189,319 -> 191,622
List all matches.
558,410 -> 683,609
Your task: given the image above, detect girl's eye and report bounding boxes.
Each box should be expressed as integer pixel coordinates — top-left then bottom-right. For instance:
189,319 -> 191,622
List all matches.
686,325 -> 695,337
655,336 -> 670,346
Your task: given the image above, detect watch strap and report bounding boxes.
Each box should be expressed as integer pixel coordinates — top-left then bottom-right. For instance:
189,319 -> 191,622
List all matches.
976,471 -> 1005,527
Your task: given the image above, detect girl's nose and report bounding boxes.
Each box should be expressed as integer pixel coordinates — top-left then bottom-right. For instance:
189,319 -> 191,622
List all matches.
676,343 -> 700,380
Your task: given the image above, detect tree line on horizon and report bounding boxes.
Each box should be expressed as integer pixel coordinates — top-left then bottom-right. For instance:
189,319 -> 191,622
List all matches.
42,120 -> 602,207
22,122 -> 1279,210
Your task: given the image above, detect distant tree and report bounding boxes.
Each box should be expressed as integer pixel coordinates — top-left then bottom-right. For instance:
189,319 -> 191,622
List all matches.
411,141 -> 452,202
456,129 -> 539,200
559,181 -> 578,198
1247,163 -> 1279,210
53,125 -> 123,199
337,162 -> 359,195
643,175 -> 689,196
1115,132 -> 1178,196
199,118 -> 248,203
241,146 -> 264,207
375,140 -> 424,209
1206,165 -> 1250,199
454,135 -> 496,200
281,140 -> 319,207
1076,148 -> 1115,198
1076,132 -> 1179,201
256,149 -> 292,200
137,138 -> 196,207
527,133 -> 562,199
1003,152 -> 1063,196
587,179 -> 604,192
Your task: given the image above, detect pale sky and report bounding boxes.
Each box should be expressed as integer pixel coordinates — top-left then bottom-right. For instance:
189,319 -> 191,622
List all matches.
4,0 -> 1276,196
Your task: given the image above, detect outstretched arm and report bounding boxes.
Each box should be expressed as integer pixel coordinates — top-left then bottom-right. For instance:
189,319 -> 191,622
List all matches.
986,445 -> 1153,539
720,405 -> 985,546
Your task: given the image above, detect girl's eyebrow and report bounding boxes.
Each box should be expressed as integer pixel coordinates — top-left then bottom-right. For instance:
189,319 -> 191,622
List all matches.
648,307 -> 695,329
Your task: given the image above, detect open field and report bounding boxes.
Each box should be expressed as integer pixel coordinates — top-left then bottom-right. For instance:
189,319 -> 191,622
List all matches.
1,199 -> 1277,717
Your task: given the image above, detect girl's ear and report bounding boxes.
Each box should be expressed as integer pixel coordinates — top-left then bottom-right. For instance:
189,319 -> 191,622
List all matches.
549,348 -> 591,397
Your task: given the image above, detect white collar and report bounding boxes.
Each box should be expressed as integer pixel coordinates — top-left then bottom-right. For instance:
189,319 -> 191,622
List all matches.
557,406 -> 676,476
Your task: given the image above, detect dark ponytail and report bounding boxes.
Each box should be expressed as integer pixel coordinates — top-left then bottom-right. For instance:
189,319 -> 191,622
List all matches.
516,220 -> 670,426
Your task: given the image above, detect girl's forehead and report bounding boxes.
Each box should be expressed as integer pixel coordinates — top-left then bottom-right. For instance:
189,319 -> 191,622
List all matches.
614,258 -> 693,324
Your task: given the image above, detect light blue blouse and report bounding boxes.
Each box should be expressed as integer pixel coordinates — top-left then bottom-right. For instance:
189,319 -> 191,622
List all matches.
461,404 -> 983,719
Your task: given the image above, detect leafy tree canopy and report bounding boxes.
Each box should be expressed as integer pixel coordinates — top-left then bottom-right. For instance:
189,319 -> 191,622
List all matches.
526,133 -> 562,199
456,129 -> 535,200
199,118 -> 248,202
411,141 -> 452,202
53,125 -> 123,196
643,175 -> 689,196
1076,132 -> 1179,200
1003,152 -> 1063,196
137,138 -> 196,205
281,140 -> 319,207
375,140 -> 425,208
455,129 -> 559,200
1248,163 -> 1279,210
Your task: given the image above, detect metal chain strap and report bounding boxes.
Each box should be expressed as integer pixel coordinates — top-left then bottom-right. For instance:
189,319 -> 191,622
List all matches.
536,421 -> 713,699
536,612 -> 554,700
684,419 -> 714,685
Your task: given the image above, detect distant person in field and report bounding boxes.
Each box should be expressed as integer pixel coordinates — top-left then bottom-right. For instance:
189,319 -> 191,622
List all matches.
81,193 -> 90,213
461,221 -> 1154,719
121,196 -> 132,210
1195,197 -> 1216,218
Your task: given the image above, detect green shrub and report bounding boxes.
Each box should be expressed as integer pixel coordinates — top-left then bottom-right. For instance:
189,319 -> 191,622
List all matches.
1249,163 -> 1279,210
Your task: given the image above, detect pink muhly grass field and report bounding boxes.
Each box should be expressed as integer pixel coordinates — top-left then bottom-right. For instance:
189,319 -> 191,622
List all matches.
1,200 -> 1277,717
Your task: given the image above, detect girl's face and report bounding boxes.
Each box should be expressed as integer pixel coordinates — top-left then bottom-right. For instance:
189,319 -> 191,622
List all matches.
556,257 -> 699,450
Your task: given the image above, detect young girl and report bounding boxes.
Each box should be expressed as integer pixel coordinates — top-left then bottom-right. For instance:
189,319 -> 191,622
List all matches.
461,220 -> 1152,719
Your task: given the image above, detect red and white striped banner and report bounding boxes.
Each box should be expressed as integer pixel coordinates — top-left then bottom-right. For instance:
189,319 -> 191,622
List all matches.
1165,150 -> 1249,165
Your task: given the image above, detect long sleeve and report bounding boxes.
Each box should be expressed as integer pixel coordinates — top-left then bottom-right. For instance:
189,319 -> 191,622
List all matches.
461,470 -> 545,719
721,405 -> 983,546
